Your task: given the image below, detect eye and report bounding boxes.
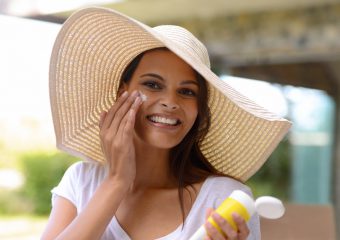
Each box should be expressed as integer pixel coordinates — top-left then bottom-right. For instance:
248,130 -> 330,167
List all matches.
178,88 -> 197,97
142,81 -> 162,90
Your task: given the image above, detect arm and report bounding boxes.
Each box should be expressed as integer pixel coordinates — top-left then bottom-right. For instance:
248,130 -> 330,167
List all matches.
41,196 -> 76,240
41,178 -> 128,240
42,90 -> 142,239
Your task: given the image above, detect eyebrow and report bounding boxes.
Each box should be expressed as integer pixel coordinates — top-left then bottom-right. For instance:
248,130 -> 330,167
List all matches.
140,73 -> 199,86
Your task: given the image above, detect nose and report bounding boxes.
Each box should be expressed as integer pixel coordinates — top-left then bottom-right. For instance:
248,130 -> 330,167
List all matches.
161,102 -> 179,110
160,93 -> 179,110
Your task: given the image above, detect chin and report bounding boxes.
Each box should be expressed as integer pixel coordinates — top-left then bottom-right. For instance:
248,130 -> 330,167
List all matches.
151,141 -> 180,149
135,131 -> 184,149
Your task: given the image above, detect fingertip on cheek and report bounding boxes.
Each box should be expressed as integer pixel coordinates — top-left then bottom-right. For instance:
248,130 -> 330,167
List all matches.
138,90 -> 147,102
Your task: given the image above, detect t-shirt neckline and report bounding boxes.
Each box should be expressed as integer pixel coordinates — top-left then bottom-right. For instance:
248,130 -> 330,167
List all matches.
110,177 -> 213,240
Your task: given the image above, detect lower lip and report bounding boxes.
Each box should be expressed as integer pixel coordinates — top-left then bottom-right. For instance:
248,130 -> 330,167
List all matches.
147,119 -> 180,130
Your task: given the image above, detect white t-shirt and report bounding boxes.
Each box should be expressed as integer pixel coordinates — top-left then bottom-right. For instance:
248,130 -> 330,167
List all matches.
51,161 -> 261,240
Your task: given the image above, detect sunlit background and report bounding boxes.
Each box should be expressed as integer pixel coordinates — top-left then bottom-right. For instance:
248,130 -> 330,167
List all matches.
1,1 -> 340,239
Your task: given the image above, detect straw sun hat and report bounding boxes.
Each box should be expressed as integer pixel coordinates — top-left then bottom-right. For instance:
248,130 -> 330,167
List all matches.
49,7 -> 291,182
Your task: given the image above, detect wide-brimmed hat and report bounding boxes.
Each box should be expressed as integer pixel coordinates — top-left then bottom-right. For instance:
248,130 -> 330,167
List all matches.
49,7 -> 291,182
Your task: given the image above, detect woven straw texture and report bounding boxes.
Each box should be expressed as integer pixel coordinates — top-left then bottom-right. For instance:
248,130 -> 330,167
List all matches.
49,7 -> 292,182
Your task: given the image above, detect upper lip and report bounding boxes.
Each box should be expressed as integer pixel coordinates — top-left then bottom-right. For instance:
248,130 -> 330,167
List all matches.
146,113 -> 182,124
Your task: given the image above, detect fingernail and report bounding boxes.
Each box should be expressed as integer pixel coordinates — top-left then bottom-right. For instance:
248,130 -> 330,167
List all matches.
132,90 -> 138,97
122,91 -> 128,97
212,212 -> 221,219
232,213 -> 242,222
205,221 -> 213,229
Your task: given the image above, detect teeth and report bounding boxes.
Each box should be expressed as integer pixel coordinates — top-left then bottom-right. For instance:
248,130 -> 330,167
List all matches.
149,116 -> 178,125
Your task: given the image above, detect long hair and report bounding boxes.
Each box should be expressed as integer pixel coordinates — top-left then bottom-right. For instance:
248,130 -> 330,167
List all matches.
119,48 -> 228,226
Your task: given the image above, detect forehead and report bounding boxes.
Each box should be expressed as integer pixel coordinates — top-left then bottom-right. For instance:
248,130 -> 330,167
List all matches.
135,49 -> 197,79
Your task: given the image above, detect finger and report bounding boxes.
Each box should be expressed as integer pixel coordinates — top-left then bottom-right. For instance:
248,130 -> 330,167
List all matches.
107,90 -> 139,136
101,90 -> 129,130
232,213 -> 249,239
211,212 -> 238,240
121,109 -> 136,141
205,208 -> 214,220
99,111 -> 107,129
204,221 -> 225,240
119,96 -> 143,140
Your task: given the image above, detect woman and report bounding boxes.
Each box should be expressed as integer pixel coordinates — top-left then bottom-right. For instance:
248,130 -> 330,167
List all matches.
43,7 -> 291,240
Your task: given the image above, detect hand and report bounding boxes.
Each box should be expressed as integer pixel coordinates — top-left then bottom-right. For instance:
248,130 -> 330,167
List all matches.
204,208 -> 250,240
99,90 -> 142,186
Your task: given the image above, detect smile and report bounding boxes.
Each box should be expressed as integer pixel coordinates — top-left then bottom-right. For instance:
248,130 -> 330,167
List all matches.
147,115 -> 181,126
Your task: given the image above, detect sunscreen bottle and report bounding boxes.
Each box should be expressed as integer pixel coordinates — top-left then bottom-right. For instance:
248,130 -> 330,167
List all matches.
189,190 -> 285,240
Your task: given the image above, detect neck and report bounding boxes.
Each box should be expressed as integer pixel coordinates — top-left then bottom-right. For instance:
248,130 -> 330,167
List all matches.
130,141 -> 177,192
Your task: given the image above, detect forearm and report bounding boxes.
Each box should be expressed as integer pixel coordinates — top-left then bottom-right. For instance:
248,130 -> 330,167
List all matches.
56,177 -> 128,240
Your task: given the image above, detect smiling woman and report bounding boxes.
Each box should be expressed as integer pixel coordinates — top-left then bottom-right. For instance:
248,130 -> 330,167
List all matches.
42,7 -> 291,240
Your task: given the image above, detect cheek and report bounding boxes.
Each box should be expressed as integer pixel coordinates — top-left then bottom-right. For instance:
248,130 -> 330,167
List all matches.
186,102 -> 198,127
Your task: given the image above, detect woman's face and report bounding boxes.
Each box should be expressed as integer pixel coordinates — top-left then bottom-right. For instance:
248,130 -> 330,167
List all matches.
123,49 -> 199,149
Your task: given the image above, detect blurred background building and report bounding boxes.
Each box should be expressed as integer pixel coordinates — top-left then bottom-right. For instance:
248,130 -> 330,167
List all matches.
1,0 -> 340,239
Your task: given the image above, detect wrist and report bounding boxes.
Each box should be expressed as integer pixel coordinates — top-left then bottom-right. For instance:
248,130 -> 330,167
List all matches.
103,176 -> 130,195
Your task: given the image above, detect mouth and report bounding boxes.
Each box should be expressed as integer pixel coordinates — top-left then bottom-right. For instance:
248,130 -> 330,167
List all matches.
146,115 -> 182,126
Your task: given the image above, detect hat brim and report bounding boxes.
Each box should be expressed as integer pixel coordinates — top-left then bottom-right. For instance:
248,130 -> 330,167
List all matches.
49,7 -> 291,182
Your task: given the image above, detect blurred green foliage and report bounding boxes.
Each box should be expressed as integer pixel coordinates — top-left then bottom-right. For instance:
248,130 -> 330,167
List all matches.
19,151 -> 77,215
247,137 -> 291,200
0,189 -> 33,215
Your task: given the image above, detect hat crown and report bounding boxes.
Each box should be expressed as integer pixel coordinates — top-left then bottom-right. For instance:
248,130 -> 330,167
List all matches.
153,25 -> 211,69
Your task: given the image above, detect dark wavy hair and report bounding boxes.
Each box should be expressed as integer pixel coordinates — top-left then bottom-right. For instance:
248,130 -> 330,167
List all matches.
119,47 -> 227,226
